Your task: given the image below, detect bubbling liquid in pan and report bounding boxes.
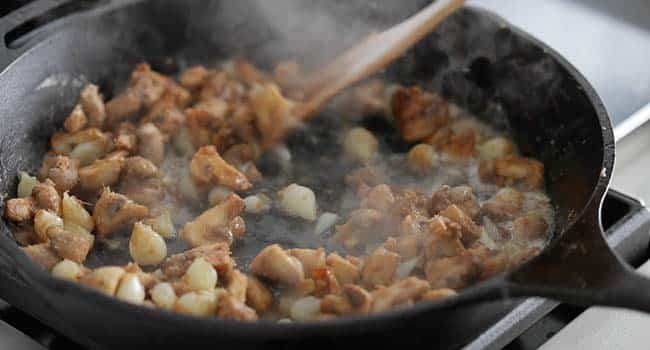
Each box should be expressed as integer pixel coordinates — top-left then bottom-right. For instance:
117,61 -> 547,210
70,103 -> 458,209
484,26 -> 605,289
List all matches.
4,59 -> 553,321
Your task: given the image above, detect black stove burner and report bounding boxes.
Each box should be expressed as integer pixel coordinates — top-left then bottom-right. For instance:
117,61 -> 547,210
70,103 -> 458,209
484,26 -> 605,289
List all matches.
1,189 -> 648,350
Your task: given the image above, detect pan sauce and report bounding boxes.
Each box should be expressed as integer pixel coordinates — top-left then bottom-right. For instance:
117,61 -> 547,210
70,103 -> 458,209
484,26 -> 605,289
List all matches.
3,59 -> 553,321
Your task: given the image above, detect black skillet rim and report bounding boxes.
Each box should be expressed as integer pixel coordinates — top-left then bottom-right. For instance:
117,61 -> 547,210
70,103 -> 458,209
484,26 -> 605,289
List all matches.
0,1 -> 615,340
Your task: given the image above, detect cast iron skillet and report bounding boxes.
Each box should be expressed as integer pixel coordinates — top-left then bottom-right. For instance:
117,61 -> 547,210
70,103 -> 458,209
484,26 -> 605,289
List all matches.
1,0 -> 650,348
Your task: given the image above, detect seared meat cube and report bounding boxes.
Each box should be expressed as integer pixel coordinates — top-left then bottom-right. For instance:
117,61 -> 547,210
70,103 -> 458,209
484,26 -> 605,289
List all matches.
124,156 -> 159,179
217,294 -> 258,321
50,128 -> 108,156
31,180 -> 61,214
312,267 -> 341,296
511,212 -> 549,241
78,158 -> 124,192
289,248 -> 326,279
391,86 -> 450,142
438,204 -> 481,246
226,269 -> 248,303
92,188 -> 148,237
181,194 -> 245,247
250,244 -> 304,286
331,208 -> 384,250
246,276 -> 274,313
372,277 -> 429,312
326,253 -> 361,285
384,234 -> 420,260
22,243 -> 61,270
136,123 -> 165,165
161,242 -> 234,280
320,294 -> 352,315
249,82 -> 296,149
479,156 -> 544,190
48,227 -> 94,263
63,104 -> 88,133
38,155 -> 79,193
482,187 -> 523,222
79,84 -> 106,128
342,284 -> 373,314
4,198 -> 35,223
345,166 -> 388,188
407,143 -> 439,172
361,247 -> 400,288
429,185 -> 481,220
105,89 -> 142,124
141,98 -> 185,136
424,253 -> 478,289
361,184 -> 395,212
180,66 -> 211,90
79,266 -> 125,296
423,216 -> 465,259
190,145 -> 251,192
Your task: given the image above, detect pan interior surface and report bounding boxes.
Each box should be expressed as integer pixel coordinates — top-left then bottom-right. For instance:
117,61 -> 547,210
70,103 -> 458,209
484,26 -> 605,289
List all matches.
0,0 -> 612,347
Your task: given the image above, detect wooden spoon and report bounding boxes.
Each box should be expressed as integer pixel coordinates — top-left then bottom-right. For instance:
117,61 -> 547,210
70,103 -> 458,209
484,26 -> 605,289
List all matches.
263,0 -> 465,148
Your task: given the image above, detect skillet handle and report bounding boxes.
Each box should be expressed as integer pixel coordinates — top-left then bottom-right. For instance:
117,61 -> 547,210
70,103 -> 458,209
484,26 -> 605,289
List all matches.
505,205 -> 650,312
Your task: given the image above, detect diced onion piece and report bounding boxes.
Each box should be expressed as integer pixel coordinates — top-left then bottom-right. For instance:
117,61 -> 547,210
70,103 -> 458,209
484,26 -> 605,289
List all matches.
208,186 -> 233,206
278,184 -> 317,221
178,173 -> 201,201
343,127 -> 378,164
314,212 -> 339,235
395,257 -> 419,280
143,211 -> 176,239
174,290 -> 218,316
244,194 -> 272,214
150,282 -> 177,310
476,137 -> 513,161
129,222 -> 167,266
34,210 -> 63,241
290,296 -> 322,321
407,144 -> 438,172
173,127 -> 195,156
277,318 -> 293,324
183,257 -> 217,291
51,259 -> 83,281
69,141 -> 105,166
115,273 -> 145,304
61,192 -> 94,232
17,172 -> 38,198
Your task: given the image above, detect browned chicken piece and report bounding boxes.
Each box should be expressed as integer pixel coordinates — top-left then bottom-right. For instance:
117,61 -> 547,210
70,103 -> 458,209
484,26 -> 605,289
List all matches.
217,294 -> 258,321
468,246 -> 508,280
438,204 -> 481,246
136,123 -> 165,165
22,243 -> 61,270
130,63 -> 168,108
140,98 -> 185,136
230,104 -> 258,143
421,288 -> 457,301
511,212 -> 549,241
343,284 -> 373,314
161,242 -> 234,280
79,84 -> 106,128
105,150 -> 129,161
384,234 -> 420,260
361,184 -> 395,212
326,252 -> 361,285
479,156 -> 545,190
321,294 -> 353,315
48,227 -> 94,263
63,104 -> 88,133
345,80 -> 390,117
186,99 -> 229,129
4,198 -> 35,222
313,267 -> 342,296
423,216 -> 465,260
372,277 -> 430,312
38,155 -> 79,193
79,266 -> 125,296
199,71 -> 245,103
31,180 -> 61,214
397,214 -> 429,237
331,208 -> 385,250
425,124 -> 478,160
344,166 -> 388,188
78,157 -> 124,192
482,187 -> 523,222
245,276 -> 274,313
13,227 -> 40,246
189,145 -> 251,191
226,269 -> 248,303
233,59 -> 266,85
429,185 -> 481,220
92,188 -> 148,237
124,156 -> 159,179
180,66 -> 211,89
249,82 -> 296,149
391,86 -> 450,142
289,248 -> 326,279
50,128 -> 108,156
250,244 -> 304,286
222,143 -> 260,165
389,189 -> 431,221
105,89 -> 142,124
361,247 -> 401,288
181,194 -> 246,247
113,122 -> 138,154
425,253 -> 478,289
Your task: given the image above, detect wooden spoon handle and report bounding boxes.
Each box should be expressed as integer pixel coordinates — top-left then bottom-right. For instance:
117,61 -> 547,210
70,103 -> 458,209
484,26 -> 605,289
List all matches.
297,0 -> 465,120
